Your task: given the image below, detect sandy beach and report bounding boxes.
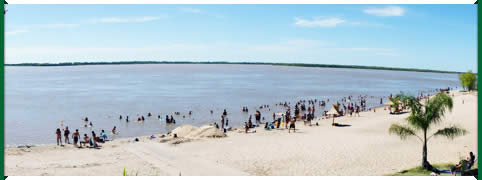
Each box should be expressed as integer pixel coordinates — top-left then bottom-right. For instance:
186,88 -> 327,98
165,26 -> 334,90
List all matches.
5,90 -> 477,176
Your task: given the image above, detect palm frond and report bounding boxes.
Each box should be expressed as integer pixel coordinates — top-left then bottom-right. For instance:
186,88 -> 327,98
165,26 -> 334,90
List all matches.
389,123 -> 421,141
425,93 -> 453,125
431,125 -> 467,140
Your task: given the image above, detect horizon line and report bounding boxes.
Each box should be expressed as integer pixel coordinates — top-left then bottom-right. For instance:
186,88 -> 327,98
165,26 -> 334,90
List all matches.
4,61 -> 466,74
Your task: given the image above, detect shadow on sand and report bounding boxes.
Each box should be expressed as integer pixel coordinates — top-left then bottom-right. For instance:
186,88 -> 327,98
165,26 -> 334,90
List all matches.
332,123 -> 351,127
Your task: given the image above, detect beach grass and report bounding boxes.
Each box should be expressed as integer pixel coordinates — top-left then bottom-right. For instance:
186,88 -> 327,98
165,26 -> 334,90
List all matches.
388,163 -> 454,176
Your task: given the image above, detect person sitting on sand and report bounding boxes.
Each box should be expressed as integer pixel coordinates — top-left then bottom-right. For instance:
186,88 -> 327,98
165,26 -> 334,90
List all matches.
64,126 -> 70,144
56,128 -> 62,146
72,129 -> 80,147
101,130 -> 108,140
80,134 -> 89,148
90,131 -> 101,148
248,119 -> 253,128
264,122 -> 270,130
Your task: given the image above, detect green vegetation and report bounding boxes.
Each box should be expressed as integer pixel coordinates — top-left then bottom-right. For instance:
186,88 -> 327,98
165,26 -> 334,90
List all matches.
459,71 -> 477,91
389,163 -> 453,176
388,93 -> 412,113
389,93 -> 467,171
5,61 -> 461,74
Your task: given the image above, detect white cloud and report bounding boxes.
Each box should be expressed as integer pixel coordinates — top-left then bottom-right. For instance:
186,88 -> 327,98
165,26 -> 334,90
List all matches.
6,39 -> 400,64
180,7 -> 202,14
294,17 -> 346,28
363,6 -> 405,17
90,16 -> 162,23
6,29 -> 28,36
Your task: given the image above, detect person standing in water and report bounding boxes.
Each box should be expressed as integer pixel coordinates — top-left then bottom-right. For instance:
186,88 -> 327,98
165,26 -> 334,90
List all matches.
112,126 -> 117,135
64,126 -> 71,144
56,128 -> 62,146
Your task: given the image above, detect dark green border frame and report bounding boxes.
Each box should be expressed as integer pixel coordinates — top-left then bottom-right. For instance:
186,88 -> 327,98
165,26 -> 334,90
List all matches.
475,0 -> 480,174
1,0 -> 4,178
0,3 -> 477,178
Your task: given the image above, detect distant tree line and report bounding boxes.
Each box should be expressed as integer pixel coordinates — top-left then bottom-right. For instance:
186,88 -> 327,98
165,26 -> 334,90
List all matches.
5,61 -> 461,74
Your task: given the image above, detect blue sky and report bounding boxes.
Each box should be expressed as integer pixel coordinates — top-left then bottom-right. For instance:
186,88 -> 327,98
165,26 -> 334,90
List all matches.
5,5 -> 477,72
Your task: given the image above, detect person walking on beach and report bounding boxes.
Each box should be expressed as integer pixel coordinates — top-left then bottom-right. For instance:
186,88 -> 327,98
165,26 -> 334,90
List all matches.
255,110 -> 261,124
64,126 -> 71,144
289,119 -> 296,133
56,128 -> 62,146
72,129 -> 80,147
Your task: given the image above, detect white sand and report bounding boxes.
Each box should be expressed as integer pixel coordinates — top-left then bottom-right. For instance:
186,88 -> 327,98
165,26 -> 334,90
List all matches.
5,91 -> 477,176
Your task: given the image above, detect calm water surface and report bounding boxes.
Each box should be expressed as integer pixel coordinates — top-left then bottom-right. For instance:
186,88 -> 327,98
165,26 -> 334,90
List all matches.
5,64 -> 460,145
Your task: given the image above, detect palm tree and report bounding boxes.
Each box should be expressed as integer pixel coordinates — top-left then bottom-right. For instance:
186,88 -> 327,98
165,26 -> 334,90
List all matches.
388,93 -> 467,171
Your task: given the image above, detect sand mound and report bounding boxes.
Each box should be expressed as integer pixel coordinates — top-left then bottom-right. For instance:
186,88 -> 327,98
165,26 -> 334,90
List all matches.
171,125 -> 198,138
171,125 -> 226,139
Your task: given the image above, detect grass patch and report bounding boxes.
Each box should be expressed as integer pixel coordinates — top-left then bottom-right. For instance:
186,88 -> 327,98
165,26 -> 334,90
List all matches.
388,163 -> 454,176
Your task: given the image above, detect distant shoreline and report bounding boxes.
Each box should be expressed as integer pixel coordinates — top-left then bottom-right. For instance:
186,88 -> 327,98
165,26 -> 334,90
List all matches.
5,61 -> 461,74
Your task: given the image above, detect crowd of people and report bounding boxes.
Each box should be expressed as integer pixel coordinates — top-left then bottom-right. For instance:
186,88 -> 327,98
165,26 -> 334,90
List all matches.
54,87 -> 454,148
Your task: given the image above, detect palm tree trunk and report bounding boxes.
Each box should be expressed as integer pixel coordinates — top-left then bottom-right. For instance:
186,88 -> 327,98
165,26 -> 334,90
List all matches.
422,130 -> 433,171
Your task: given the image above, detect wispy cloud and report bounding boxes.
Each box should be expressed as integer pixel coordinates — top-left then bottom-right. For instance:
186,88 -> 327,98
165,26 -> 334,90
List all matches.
90,16 -> 163,23
42,23 -> 80,28
180,7 -> 202,14
363,6 -> 405,17
6,29 -> 28,36
294,17 -> 346,28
